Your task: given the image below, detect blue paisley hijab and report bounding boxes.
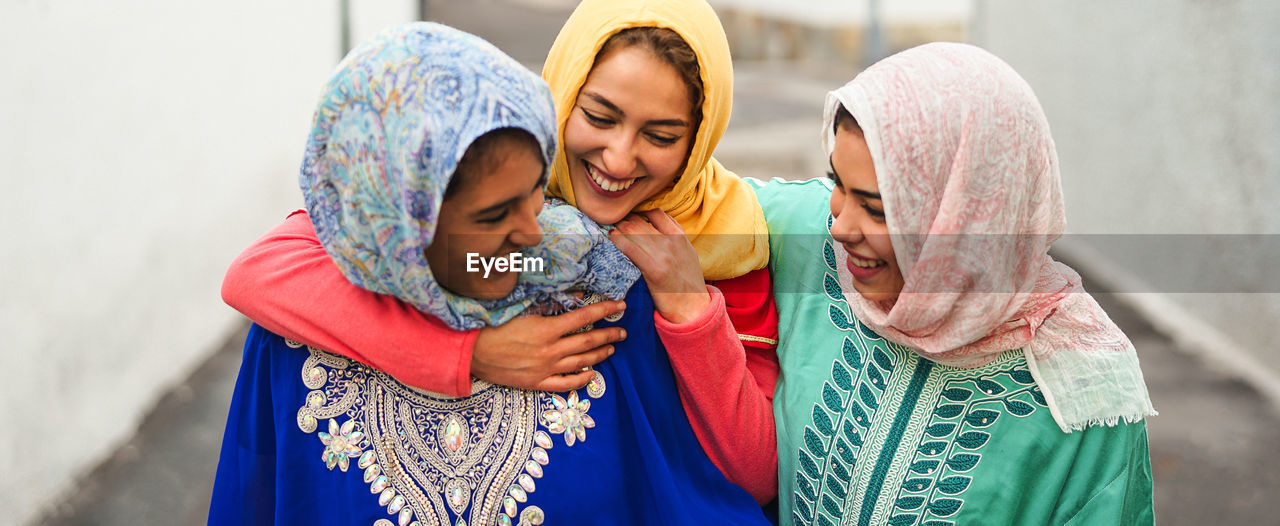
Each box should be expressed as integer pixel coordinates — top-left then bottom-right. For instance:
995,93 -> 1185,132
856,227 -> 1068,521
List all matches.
301,23 -> 638,330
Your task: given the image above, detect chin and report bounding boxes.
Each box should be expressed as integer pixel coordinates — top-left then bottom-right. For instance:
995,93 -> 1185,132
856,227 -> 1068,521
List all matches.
454,275 -> 518,301
574,194 -> 629,225
853,285 -> 898,304
583,206 -> 628,226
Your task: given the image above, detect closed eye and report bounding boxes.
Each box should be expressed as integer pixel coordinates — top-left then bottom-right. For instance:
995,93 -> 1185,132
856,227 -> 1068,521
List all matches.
646,132 -> 679,146
581,108 -> 613,127
477,208 -> 510,224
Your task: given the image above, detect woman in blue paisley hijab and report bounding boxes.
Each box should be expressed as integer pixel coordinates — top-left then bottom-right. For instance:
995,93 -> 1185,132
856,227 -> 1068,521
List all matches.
209,23 -> 769,525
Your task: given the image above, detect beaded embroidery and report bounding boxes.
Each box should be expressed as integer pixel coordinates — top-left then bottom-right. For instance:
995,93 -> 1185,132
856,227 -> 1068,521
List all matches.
292,339 -> 593,526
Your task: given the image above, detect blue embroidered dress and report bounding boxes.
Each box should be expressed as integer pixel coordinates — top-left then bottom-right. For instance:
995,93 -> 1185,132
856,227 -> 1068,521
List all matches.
210,281 -> 769,525
211,22 -> 767,526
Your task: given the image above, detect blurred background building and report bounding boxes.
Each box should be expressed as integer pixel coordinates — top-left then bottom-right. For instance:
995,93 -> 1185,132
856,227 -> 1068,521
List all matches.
2,0 -> 1276,524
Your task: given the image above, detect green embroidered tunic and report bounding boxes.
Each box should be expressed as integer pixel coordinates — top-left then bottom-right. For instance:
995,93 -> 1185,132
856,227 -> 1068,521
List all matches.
753,178 -> 1155,526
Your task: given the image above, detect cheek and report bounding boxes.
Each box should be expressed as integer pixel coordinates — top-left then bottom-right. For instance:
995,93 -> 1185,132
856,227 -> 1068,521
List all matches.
869,228 -> 895,262
562,117 -> 595,160
642,144 -> 689,185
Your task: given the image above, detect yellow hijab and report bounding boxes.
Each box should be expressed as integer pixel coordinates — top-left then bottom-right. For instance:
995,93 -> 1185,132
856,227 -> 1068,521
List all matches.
542,0 -> 769,281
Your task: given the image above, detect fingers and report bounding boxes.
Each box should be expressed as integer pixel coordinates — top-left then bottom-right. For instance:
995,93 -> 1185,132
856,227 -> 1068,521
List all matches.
610,216 -> 667,272
535,369 -> 595,392
609,228 -> 655,270
557,326 -> 626,356
639,209 -> 685,235
556,344 -> 614,372
544,300 -> 627,335
614,213 -> 657,234
534,343 -> 616,392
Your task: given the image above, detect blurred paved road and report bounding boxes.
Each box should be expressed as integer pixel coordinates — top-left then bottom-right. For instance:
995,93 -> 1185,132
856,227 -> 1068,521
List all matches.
33,1 -> 1280,524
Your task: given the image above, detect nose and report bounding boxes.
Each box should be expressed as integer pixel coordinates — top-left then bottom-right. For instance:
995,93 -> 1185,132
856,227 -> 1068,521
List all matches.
829,198 -> 864,245
508,196 -> 544,248
600,131 -> 637,176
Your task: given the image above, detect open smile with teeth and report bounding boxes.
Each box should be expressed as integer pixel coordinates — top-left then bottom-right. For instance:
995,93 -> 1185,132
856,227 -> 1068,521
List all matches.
847,252 -> 886,268
585,162 -> 636,193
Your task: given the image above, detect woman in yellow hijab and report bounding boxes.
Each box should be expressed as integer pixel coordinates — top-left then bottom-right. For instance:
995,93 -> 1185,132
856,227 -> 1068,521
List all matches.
222,0 -> 782,503
542,0 -> 768,279
539,0 -> 781,502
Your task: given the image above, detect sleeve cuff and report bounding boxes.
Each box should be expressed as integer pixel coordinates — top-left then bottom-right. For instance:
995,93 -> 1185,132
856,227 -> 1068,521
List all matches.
653,285 -> 725,336
452,329 -> 479,396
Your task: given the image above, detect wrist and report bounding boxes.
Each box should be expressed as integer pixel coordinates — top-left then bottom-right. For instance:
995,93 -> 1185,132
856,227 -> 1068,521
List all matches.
658,290 -> 712,325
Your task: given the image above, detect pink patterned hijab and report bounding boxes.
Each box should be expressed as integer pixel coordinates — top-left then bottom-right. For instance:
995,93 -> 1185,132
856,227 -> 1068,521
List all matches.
823,42 -> 1154,431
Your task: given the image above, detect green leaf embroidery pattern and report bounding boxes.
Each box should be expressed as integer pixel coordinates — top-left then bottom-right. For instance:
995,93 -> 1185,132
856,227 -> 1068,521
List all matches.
832,360 -> 853,390
858,316 -> 883,341
904,478 -> 933,493
824,272 -> 843,302
941,387 -> 972,403
841,337 -> 863,368
797,471 -> 817,501
826,473 -> 849,500
945,453 -> 980,472
935,476 -> 971,495
933,404 -> 965,419
859,384 -> 880,410
823,237 -> 837,270
813,406 -> 835,435
929,498 -> 963,517
886,368 -> 1047,524
829,304 -> 856,330
872,348 -> 894,372
795,263 -> 884,526
796,238 -> 1050,526
1003,399 -> 1036,416
823,383 -> 844,413
890,514 -> 920,526
917,441 -> 947,456
955,432 -> 990,450
896,496 -> 926,510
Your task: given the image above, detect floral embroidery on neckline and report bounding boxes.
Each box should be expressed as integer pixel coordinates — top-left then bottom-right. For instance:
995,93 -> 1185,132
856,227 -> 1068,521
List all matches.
291,339 -> 600,526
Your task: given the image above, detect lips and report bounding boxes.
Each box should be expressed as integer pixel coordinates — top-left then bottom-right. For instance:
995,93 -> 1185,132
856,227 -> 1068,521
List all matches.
583,161 -> 636,196
844,250 -> 886,280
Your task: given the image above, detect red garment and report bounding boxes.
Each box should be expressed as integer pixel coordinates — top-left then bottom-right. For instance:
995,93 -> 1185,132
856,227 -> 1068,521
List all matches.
221,211 -> 780,500
656,271 -> 781,503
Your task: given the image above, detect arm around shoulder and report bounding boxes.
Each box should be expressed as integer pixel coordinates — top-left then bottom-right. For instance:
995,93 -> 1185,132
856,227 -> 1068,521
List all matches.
221,210 -> 476,396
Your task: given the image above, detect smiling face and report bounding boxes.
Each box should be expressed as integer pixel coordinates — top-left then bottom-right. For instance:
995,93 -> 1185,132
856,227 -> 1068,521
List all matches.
425,130 -> 547,300
562,44 -> 696,225
828,118 -> 905,303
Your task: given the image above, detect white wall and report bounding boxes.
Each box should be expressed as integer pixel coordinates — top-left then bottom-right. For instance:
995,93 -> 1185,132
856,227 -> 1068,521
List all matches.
974,2 -> 1280,395
0,1 -> 413,523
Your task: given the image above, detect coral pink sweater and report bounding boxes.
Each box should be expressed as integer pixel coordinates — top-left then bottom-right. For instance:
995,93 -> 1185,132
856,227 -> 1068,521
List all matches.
222,211 -> 780,501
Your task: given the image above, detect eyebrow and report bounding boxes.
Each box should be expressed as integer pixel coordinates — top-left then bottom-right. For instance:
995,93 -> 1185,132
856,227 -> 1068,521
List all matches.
828,159 -> 881,200
584,92 -> 690,128
471,173 -> 547,217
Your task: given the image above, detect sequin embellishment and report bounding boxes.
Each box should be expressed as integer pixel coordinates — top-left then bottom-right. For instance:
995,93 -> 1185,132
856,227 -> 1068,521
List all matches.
297,345 -> 590,525
540,390 -> 596,446
586,370 -> 606,399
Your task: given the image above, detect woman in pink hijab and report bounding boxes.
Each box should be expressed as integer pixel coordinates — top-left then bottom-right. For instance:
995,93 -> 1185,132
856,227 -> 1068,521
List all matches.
727,42 -> 1157,524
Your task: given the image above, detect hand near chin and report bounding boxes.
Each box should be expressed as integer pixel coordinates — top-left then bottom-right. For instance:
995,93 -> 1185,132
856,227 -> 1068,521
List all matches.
471,299 -> 627,392
609,209 -> 711,325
